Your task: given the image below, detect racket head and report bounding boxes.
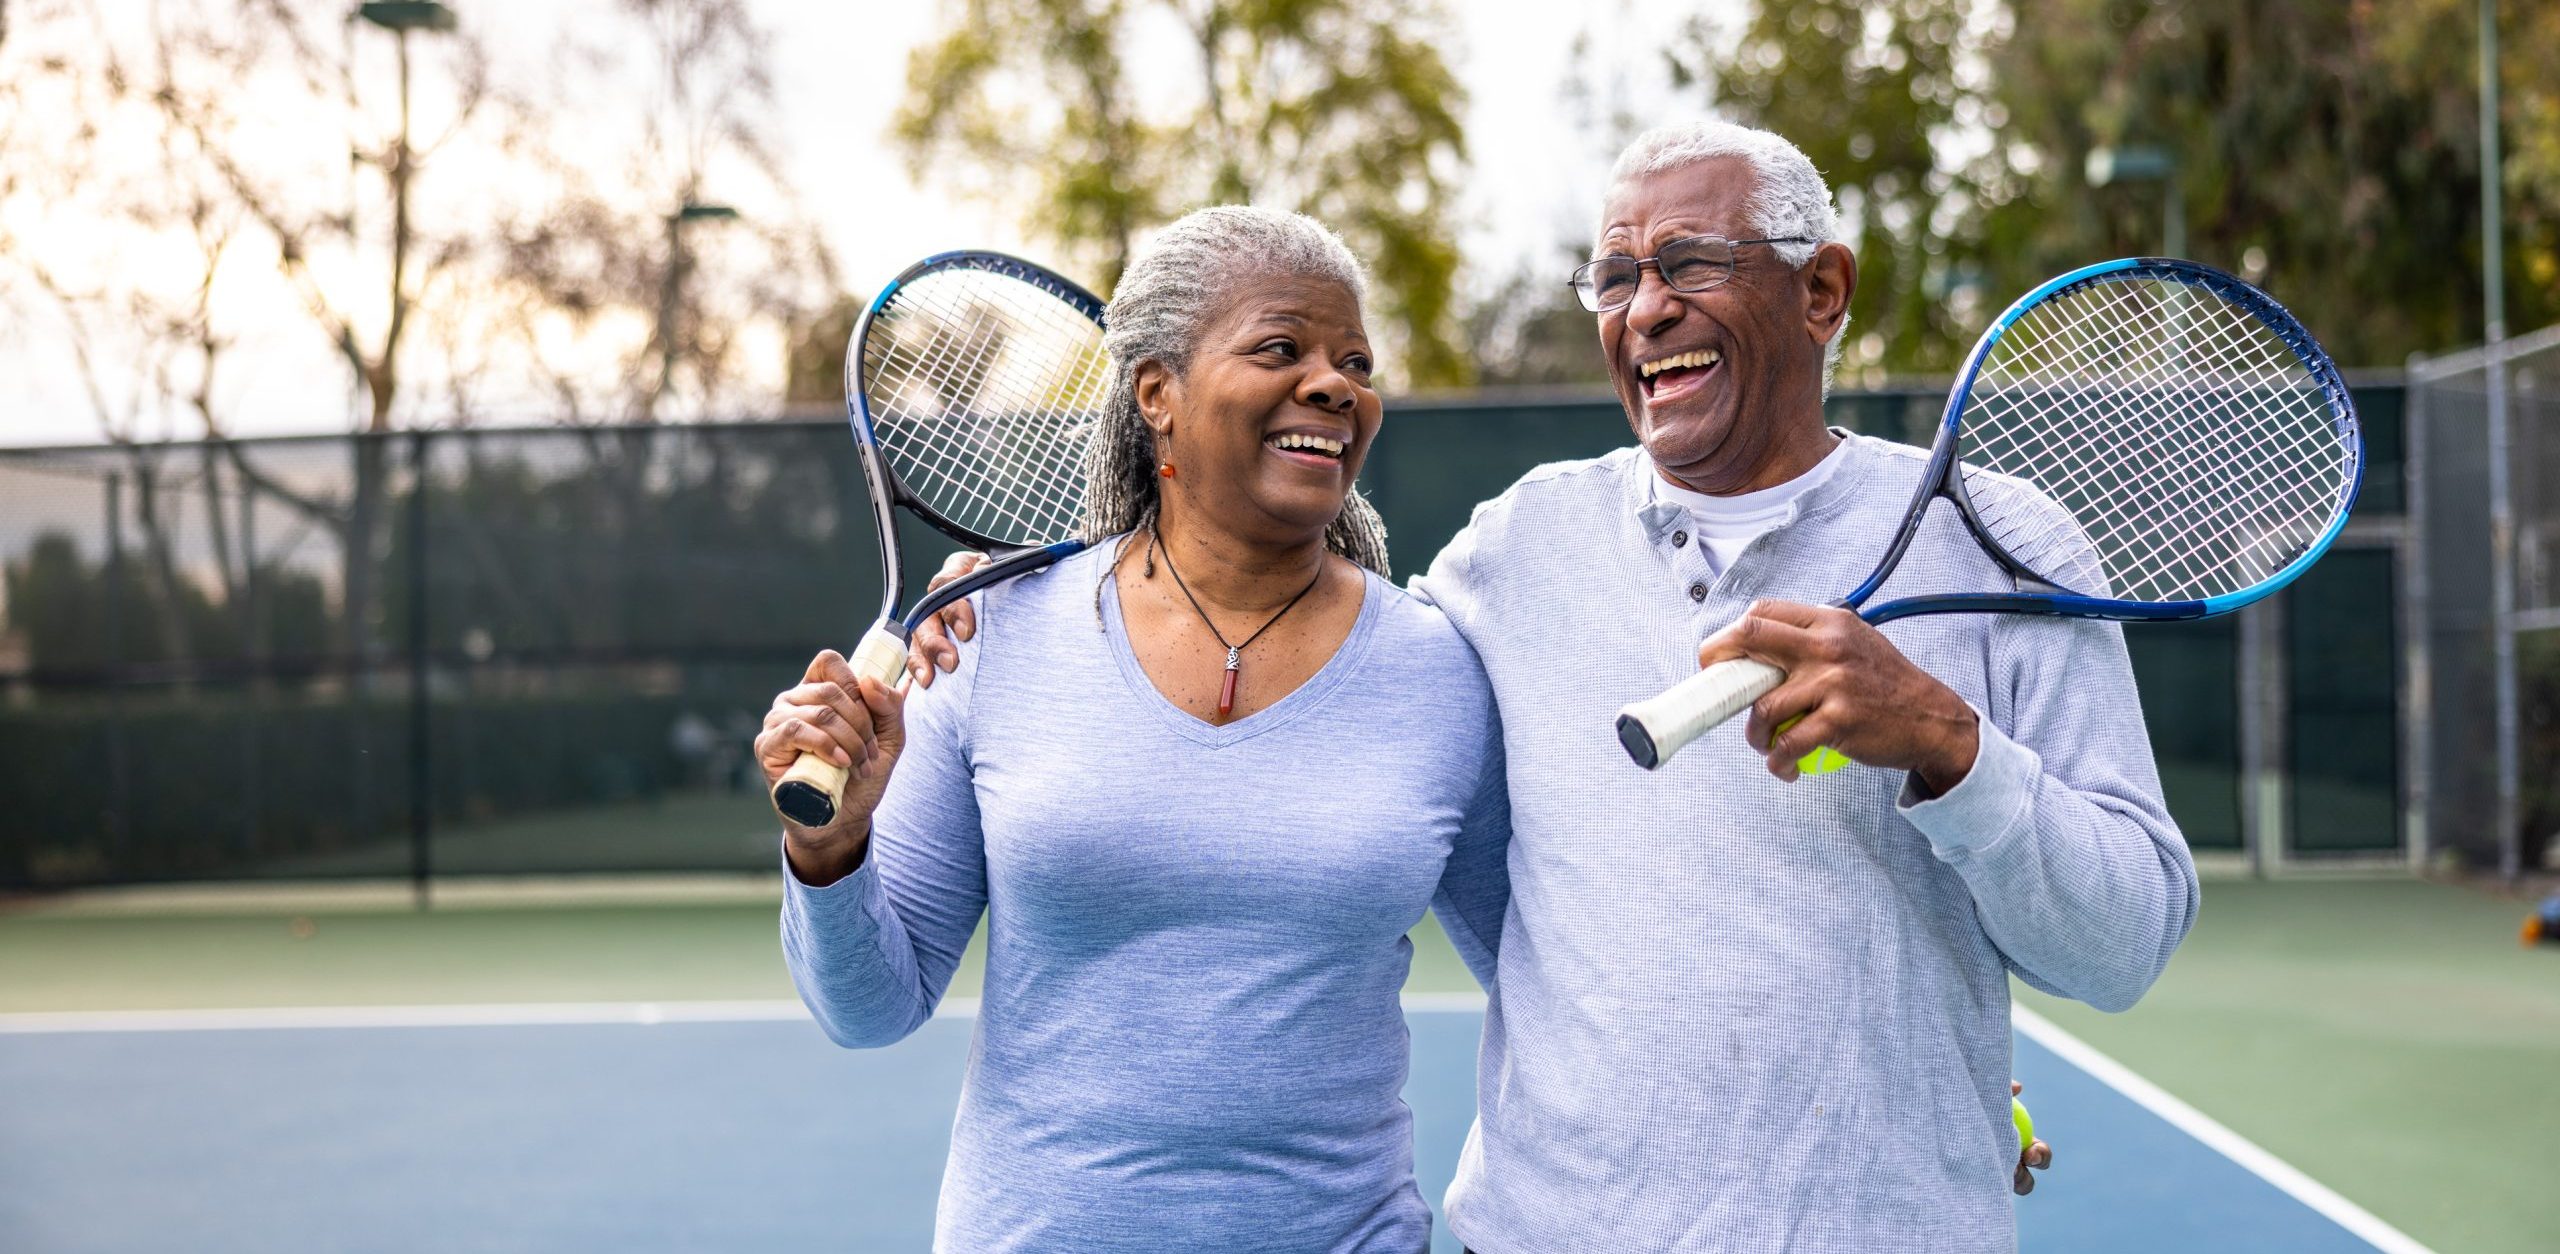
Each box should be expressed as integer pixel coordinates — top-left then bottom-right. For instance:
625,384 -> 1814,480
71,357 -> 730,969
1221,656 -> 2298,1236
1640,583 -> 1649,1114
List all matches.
1889,258 -> 2361,622
849,251 -> 1109,558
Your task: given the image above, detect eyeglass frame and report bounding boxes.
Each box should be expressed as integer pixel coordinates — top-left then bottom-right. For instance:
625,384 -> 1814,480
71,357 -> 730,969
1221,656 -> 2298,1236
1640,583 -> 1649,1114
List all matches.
1566,235 -> 1821,313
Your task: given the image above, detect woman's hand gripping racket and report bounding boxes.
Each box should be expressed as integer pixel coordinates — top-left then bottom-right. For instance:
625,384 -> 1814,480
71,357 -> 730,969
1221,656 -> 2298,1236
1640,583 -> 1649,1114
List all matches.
1616,258 -> 2363,770
769,251 -> 1106,827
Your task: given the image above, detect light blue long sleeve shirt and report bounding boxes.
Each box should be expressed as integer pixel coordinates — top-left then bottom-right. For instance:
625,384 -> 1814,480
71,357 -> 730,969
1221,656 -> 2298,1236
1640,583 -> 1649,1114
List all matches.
781,542 -> 1510,1253
1413,436 -> 2198,1254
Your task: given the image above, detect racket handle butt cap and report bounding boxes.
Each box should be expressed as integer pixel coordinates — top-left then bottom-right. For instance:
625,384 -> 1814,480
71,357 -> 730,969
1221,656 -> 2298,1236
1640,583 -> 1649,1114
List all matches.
1615,657 -> 1786,769
772,757 -> 848,827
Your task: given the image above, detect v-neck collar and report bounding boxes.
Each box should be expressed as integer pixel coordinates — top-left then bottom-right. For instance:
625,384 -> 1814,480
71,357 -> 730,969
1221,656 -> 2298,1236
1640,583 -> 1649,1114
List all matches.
1100,556 -> 1383,750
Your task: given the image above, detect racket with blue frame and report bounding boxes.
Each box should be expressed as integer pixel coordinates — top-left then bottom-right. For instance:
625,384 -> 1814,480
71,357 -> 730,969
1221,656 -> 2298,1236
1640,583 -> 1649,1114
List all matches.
1615,257 -> 2363,770
771,250 -> 1106,826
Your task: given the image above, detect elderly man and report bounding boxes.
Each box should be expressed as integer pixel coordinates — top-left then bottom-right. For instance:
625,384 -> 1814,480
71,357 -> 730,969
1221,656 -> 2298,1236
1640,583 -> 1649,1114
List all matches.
912,118 -> 2192,1251
1416,120 -> 2196,1250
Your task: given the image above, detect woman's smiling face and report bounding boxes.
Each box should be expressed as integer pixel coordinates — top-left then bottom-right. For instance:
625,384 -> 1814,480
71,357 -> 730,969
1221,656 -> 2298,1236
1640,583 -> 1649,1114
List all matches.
1139,272 -> 1383,544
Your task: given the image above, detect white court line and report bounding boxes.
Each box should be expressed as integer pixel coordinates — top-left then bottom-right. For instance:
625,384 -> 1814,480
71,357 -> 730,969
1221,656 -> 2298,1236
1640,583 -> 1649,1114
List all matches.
1399,991 -> 1491,1013
2012,1004 -> 2436,1254
0,991 -> 1491,1035
0,1000 -> 814,1034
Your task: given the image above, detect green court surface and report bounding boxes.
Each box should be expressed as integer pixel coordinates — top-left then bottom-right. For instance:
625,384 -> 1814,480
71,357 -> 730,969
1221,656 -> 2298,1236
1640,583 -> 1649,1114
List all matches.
5,873 -> 2553,1252
2015,876 -> 2560,1254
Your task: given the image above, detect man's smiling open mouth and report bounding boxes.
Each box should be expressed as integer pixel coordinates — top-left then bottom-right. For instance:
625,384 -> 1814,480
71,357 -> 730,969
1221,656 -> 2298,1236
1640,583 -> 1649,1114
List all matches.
1638,348 -> 1723,401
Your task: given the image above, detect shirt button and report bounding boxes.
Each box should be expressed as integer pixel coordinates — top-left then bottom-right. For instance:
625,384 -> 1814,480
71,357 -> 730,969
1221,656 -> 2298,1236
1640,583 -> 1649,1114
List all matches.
1671,530 -> 1689,548
1688,581 -> 1709,602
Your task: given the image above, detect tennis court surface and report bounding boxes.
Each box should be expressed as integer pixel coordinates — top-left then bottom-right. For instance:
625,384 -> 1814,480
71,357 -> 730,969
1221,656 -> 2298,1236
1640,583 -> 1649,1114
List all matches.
3,876 -> 2548,1252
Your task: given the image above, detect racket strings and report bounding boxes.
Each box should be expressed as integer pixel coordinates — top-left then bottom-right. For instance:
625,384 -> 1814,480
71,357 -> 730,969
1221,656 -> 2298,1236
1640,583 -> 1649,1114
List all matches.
2097,305 -> 2341,591
861,268 -> 1106,545
1975,343 -> 2305,601
867,313 -> 1089,542
1960,275 -> 2351,603
1982,299 -> 2300,592
870,283 -> 1099,538
880,320 -> 1088,538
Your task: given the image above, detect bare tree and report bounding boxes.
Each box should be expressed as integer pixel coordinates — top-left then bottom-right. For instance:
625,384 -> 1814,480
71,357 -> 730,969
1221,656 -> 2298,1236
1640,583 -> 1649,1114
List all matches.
132,0 -> 489,434
100,0 -> 496,663
486,0 -> 837,426
0,1 -> 230,663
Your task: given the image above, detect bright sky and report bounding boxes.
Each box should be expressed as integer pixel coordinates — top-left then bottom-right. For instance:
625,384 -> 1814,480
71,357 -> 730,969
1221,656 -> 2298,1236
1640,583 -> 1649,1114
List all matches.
0,0 -> 1725,447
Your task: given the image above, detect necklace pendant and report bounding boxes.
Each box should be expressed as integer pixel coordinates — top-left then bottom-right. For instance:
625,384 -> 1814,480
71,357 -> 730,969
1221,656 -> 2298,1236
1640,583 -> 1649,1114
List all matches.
1217,648 -> 1241,718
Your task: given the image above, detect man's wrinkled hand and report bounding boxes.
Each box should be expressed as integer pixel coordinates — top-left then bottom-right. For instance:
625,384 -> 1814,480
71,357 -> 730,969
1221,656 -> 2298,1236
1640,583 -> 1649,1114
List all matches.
1695,599 -> 1979,793
2012,1080 -> 2053,1195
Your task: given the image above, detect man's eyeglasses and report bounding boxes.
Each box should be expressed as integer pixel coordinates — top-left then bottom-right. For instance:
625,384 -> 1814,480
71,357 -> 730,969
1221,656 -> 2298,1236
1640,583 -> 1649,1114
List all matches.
1567,235 -> 1818,313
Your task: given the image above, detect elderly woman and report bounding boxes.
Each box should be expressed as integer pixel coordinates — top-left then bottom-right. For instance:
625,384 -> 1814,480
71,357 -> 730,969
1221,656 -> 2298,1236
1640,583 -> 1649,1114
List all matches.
757,206 -> 1508,1252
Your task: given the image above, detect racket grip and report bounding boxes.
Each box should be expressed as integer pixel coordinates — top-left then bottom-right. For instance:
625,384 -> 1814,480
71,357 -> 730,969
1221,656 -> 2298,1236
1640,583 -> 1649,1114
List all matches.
1615,657 -> 1786,770
770,627 -> 912,828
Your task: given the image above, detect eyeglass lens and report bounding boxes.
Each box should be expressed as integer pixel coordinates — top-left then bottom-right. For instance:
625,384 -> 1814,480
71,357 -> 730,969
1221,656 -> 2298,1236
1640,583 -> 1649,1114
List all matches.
1579,237 -> 1738,310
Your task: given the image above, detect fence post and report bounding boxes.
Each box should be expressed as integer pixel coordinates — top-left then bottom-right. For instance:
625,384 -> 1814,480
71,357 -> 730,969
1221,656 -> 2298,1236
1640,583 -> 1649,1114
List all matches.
238,455 -> 261,863
408,431 -> 433,910
2480,0 -> 2520,882
2402,356 -> 2432,872
2489,335 -> 2520,882
104,471 -> 130,865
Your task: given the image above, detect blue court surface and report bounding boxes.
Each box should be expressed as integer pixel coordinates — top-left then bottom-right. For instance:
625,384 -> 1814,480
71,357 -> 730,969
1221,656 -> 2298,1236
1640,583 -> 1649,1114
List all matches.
0,1003 -> 2423,1252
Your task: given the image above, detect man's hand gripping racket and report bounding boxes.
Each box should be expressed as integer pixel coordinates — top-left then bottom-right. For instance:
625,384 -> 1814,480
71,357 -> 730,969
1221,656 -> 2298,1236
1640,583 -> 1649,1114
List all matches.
1616,258 -> 2363,770
768,251 -> 1107,828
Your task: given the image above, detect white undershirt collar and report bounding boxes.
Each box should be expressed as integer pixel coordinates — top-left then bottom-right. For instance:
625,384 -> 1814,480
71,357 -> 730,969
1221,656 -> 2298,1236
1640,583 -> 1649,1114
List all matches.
1649,436 -> 1852,532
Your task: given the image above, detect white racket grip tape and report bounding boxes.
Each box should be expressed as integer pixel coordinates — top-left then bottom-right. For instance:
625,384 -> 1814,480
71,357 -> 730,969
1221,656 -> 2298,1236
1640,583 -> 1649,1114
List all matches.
1614,657 -> 1787,770
770,626 -> 912,828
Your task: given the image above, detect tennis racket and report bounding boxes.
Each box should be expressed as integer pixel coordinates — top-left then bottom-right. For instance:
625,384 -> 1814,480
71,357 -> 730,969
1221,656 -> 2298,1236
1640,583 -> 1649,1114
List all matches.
770,250 -> 1107,826
1615,257 -> 2362,770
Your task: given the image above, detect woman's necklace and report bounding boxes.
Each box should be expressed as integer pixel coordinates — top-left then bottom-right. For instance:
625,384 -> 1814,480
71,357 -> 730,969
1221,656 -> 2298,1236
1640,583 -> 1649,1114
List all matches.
1150,526 -> 1326,719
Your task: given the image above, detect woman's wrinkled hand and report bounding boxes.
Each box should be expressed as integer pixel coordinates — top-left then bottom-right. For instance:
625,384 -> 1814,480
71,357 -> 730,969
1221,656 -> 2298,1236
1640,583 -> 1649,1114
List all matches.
757,649 -> 908,884
906,551 -> 992,688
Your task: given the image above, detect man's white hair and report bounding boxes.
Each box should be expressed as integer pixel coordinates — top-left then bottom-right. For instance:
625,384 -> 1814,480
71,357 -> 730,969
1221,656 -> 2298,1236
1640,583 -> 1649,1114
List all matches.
1606,118 -> 1850,388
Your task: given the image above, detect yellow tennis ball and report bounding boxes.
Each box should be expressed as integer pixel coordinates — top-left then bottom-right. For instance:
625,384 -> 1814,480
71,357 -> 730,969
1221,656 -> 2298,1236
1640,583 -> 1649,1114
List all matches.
2013,1096 -> 2036,1153
1773,715 -> 1850,775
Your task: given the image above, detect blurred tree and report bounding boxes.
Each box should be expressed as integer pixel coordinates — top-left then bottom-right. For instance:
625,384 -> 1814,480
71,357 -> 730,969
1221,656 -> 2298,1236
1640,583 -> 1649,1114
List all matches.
2,0 -> 842,663
128,0 -> 490,434
95,0 -> 496,664
1463,254 -> 1614,389
487,0 -> 838,425
2,524 -> 330,677
1669,0 -> 2560,373
0,11 -> 265,664
1457,17 -> 1655,393
784,295 -> 866,409
895,0 -> 1474,387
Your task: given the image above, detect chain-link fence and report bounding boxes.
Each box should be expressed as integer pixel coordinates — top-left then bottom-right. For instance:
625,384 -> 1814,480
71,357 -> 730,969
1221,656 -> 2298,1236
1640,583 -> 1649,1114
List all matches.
0,386 -> 2411,892
2410,323 -> 2560,878
0,427 -> 883,889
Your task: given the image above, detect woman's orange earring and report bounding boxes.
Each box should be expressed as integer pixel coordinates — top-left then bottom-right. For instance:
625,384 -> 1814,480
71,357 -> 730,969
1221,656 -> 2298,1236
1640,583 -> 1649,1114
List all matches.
1159,462 -> 1176,478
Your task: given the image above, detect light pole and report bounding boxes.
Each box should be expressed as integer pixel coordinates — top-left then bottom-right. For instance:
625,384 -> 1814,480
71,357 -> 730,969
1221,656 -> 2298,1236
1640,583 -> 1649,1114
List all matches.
347,0 -> 454,430
2479,0 -> 2518,881
2085,145 -> 2185,258
353,1 -> 453,32
652,200 -> 739,422
352,0 -> 453,913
